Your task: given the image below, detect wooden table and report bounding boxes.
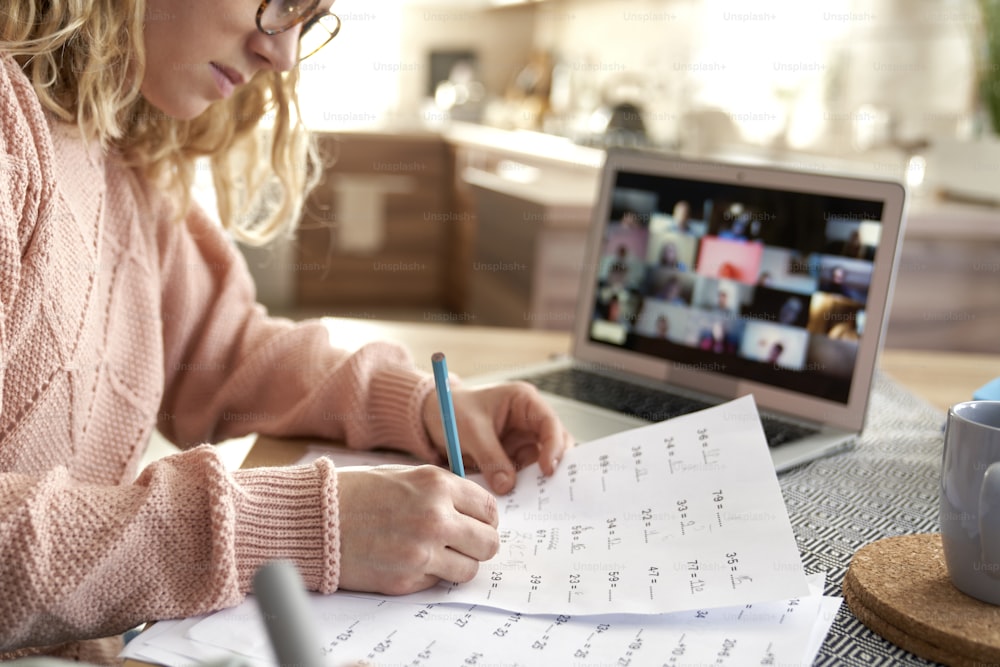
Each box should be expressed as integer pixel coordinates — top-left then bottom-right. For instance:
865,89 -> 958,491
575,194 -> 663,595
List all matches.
318,316 -> 999,413
235,318 -> 1000,470
169,317 -> 1000,472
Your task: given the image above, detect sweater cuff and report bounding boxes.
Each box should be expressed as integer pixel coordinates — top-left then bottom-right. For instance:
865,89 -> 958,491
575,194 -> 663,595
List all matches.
366,363 -> 440,461
231,457 -> 339,594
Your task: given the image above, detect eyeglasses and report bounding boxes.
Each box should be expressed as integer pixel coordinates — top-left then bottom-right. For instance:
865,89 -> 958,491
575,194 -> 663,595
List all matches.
256,0 -> 342,61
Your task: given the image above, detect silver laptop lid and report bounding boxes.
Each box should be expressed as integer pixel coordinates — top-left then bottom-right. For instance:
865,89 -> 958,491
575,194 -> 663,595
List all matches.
571,148 -> 907,432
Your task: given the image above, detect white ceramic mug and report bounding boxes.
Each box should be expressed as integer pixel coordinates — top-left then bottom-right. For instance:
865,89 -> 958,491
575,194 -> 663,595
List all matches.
940,400 -> 1000,605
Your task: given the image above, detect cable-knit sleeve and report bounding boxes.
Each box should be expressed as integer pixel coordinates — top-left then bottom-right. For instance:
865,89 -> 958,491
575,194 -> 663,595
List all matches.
155,202 -> 439,463
0,446 -> 339,651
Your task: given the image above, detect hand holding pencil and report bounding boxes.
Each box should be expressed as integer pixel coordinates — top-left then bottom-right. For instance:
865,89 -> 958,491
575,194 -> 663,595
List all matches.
424,352 -> 573,495
331,352 -> 573,596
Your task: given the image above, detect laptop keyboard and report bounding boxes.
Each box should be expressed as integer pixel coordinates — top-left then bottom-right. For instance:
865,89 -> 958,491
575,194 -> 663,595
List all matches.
522,367 -> 818,448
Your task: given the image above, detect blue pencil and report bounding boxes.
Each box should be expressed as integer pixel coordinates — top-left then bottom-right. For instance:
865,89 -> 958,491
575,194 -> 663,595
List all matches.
431,352 -> 465,477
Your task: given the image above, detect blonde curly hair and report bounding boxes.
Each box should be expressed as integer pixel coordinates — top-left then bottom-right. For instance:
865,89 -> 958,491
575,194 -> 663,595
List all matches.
1,0 -> 320,245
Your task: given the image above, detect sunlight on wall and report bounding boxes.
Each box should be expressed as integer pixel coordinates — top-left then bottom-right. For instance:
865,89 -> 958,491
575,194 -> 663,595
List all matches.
297,4 -> 406,130
289,0 -> 978,154
691,0 -> 852,149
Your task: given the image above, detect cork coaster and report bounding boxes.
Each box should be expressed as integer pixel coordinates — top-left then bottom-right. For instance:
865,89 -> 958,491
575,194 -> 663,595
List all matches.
843,533 -> 1000,667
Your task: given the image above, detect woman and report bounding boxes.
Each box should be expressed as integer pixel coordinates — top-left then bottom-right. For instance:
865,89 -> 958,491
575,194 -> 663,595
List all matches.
0,1 -> 572,662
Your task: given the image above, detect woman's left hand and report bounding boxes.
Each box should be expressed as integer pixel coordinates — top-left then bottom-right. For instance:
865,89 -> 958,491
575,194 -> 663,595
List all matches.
422,381 -> 574,494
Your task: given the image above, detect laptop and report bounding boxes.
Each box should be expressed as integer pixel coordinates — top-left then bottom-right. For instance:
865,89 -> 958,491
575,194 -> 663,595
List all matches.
470,147 -> 907,472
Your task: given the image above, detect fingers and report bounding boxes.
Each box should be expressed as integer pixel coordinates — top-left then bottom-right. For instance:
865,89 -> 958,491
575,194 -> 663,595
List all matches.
436,547 -> 485,584
512,383 -> 573,467
415,479 -> 498,584
495,382 -> 573,473
452,476 -> 500,529
439,382 -> 574,494
473,444 -> 519,495
411,474 -> 499,585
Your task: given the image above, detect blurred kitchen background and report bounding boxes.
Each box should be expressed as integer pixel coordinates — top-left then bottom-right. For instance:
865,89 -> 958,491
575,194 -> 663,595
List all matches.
231,0 -> 1000,353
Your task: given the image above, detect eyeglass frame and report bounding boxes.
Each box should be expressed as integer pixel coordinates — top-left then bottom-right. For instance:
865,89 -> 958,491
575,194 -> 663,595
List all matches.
255,0 -> 341,60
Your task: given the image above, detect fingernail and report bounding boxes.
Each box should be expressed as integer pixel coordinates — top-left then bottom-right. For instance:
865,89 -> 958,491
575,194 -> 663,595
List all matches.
495,471 -> 511,490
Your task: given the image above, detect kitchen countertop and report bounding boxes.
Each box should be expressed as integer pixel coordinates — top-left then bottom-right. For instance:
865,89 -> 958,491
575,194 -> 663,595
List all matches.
904,194 -> 1000,240
443,121 -> 606,172
308,120 -> 1000,240
443,124 -> 1000,240
309,119 -> 606,170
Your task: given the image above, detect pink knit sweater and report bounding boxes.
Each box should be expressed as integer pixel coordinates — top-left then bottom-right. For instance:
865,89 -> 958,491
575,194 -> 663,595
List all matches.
0,56 -> 441,663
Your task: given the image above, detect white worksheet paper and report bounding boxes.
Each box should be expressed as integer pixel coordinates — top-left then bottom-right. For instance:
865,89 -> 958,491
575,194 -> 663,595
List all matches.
121,397 -> 836,667
375,395 -> 807,614
123,575 -> 841,667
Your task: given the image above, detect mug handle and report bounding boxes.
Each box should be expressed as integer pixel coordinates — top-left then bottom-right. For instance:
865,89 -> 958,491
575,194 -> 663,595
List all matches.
981,461 -> 1000,564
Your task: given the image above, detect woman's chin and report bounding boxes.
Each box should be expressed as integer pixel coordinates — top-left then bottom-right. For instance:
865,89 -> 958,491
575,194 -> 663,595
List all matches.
140,89 -> 213,122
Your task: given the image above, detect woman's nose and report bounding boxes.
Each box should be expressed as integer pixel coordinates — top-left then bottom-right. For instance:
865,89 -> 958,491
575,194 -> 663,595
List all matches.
250,26 -> 301,72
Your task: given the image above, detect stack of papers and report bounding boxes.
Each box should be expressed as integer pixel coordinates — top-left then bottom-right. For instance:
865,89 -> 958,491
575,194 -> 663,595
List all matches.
122,396 -> 841,666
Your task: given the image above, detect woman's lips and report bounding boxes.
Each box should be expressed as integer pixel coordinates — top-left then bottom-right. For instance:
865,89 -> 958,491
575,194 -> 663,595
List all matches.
209,62 -> 245,99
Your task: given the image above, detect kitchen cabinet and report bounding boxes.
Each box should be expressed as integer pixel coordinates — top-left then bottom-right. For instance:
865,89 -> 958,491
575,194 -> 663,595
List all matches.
882,198 -> 1000,353
448,126 -> 604,329
295,131 -> 459,311
292,123 -> 604,328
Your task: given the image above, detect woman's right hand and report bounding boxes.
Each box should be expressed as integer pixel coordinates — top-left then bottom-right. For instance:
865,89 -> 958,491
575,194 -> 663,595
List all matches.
335,465 -> 500,595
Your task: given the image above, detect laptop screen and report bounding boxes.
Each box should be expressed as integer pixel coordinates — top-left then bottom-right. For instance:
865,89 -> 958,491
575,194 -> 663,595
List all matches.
587,167 -> 890,405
